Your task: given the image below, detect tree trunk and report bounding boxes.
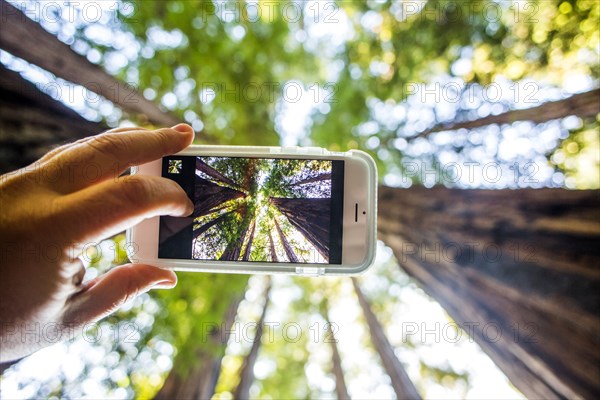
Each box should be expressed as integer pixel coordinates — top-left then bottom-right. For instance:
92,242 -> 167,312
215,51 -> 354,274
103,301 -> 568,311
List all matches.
196,158 -> 241,190
291,172 -> 332,186
242,221 -> 256,261
274,218 -> 299,263
220,207 -> 250,261
195,177 -> 246,217
155,295 -> 243,400
377,185 -> 600,399
0,0 -> 181,128
233,277 -> 272,400
320,302 -> 351,400
268,231 -> 278,262
414,88 -> 600,138
193,211 -> 232,240
270,197 -> 330,260
352,278 -> 421,399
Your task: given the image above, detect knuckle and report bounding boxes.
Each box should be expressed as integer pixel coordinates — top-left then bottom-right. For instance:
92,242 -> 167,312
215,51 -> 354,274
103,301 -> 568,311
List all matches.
119,176 -> 156,208
87,133 -> 132,159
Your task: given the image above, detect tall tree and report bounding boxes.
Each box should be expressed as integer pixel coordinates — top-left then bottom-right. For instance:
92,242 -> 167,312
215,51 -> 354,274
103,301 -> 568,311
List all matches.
352,278 -> 421,399
241,221 -> 256,262
219,206 -> 251,261
155,293 -> 244,400
233,277 -> 272,400
196,158 -> 243,190
270,198 -> 330,259
195,177 -> 246,217
268,231 -> 278,262
274,217 -> 299,263
320,301 -> 351,400
377,186 -> 600,399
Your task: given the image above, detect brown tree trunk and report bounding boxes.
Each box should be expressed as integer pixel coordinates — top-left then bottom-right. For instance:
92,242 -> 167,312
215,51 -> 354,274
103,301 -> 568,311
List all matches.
352,278 -> 421,399
320,302 -> 351,400
270,197 -> 330,260
414,88 -> 600,138
155,294 -> 243,400
220,207 -> 250,261
0,0 -> 181,127
195,177 -> 246,217
233,277 -> 272,400
291,172 -> 332,186
268,231 -> 278,262
377,185 -> 600,399
196,158 -> 241,189
193,211 -> 232,240
274,218 -> 299,262
242,221 -> 256,261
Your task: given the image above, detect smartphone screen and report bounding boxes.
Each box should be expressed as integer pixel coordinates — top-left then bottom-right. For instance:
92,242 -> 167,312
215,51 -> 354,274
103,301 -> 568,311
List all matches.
158,156 -> 345,264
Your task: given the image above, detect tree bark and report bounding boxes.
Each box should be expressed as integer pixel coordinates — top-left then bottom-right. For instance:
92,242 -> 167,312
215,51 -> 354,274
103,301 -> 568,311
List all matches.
270,197 -> 330,260
268,231 -> 278,262
233,277 -> 272,400
220,207 -> 250,261
0,0 -> 181,127
196,158 -> 242,190
242,221 -> 256,261
320,302 -> 351,400
155,294 -> 243,400
414,88 -> 600,138
195,177 -> 246,217
377,185 -> 600,399
352,278 -> 421,399
274,218 -> 299,263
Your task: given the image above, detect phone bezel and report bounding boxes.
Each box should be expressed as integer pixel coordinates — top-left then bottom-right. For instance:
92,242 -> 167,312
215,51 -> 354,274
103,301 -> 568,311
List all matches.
126,145 -> 377,276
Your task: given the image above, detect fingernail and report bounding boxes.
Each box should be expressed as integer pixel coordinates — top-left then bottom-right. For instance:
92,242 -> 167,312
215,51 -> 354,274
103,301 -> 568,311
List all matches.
171,123 -> 192,134
152,279 -> 177,290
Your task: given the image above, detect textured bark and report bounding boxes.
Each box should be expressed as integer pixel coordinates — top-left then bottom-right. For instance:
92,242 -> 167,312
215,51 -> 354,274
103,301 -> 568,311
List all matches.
414,88 -> 600,138
270,197 -> 330,260
268,231 -> 278,262
194,177 -> 246,217
0,0 -> 180,127
233,277 -> 272,400
352,278 -> 421,399
378,185 -> 600,399
242,221 -> 256,261
196,158 -> 241,190
274,218 -> 299,263
0,64 -> 105,173
219,207 -> 250,261
154,295 -> 243,400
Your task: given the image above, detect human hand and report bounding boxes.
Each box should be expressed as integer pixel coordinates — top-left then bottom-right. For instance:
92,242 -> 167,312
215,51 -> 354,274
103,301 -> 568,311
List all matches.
0,124 -> 195,362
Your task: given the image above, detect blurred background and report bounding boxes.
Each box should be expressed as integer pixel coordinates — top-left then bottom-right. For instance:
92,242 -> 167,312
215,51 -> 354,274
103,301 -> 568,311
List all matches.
0,0 -> 598,399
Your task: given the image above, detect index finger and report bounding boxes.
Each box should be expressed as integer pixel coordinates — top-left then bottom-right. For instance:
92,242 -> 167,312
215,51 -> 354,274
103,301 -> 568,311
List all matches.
47,124 -> 194,194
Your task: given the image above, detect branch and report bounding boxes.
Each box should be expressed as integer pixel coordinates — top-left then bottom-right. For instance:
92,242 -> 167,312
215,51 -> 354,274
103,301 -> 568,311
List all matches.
413,88 -> 600,139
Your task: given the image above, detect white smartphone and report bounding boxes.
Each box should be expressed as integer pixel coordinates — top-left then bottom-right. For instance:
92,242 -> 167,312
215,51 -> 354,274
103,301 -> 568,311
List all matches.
126,145 -> 377,276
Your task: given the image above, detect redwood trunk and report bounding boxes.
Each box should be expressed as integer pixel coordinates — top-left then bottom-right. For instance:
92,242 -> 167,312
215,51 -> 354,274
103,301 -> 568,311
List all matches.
196,158 -> 241,189
242,221 -> 256,261
270,197 -> 330,259
352,278 -> 421,399
155,295 -> 243,400
377,185 -> 600,399
233,278 -> 272,400
275,218 -> 299,262
195,177 -> 246,217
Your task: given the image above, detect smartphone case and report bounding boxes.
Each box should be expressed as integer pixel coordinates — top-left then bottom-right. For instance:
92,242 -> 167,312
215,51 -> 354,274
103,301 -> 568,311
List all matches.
126,145 -> 377,276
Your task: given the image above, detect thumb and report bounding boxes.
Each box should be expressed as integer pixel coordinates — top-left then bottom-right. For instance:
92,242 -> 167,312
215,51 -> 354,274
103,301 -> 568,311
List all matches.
63,264 -> 177,326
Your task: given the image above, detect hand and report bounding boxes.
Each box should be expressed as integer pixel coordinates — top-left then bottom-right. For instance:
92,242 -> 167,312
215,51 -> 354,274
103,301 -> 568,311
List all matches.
0,124 -> 195,362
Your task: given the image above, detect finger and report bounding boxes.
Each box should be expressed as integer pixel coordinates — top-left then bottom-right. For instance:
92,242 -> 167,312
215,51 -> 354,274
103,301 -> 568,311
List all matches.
63,264 -> 177,325
56,174 -> 194,244
48,124 -> 194,194
37,127 -> 151,166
